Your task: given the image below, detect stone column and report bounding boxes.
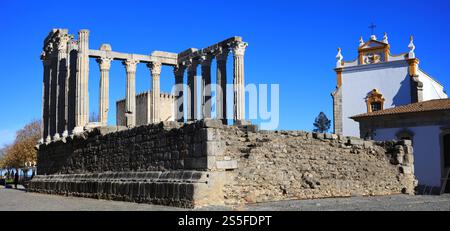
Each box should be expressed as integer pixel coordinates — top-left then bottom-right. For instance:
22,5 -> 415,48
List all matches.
215,47 -> 229,124
186,59 -> 198,121
123,59 -> 138,127
56,35 -> 70,138
97,56 -> 112,125
50,50 -> 58,138
41,52 -> 51,141
231,41 -> 248,123
200,55 -> 213,119
74,29 -> 90,134
44,42 -> 55,142
173,65 -> 185,122
148,62 -> 162,123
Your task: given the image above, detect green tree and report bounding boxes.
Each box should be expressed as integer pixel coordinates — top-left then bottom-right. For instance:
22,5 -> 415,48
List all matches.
313,112 -> 331,133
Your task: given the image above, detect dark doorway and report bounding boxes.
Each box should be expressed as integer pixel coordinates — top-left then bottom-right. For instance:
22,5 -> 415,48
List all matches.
443,134 -> 450,193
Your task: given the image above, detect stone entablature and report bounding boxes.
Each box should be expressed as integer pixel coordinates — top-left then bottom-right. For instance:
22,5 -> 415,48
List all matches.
40,28 -> 248,143
30,120 -> 417,208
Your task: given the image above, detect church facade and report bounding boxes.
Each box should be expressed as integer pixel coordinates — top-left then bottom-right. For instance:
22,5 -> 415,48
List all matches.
332,33 -> 447,137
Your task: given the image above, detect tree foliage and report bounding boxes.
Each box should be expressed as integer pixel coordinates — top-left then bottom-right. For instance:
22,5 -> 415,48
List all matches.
0,120 -> 41,169
313,112 -> 331,133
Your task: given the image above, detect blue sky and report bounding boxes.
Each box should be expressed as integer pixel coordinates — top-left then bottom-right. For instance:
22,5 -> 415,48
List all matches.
1,0 -> 450,146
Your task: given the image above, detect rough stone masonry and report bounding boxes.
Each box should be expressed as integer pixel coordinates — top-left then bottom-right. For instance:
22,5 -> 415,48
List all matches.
29,119 -> 417,208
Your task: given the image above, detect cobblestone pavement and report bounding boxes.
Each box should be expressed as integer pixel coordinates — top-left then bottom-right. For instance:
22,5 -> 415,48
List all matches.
1,186 -> 449,211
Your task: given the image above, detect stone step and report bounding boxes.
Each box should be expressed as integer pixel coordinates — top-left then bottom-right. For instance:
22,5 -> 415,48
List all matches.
27,171 -> 223,208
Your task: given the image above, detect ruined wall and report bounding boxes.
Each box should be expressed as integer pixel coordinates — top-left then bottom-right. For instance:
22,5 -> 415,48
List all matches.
36,121 -> 217,175
30,120 -> 416,208
217,127 -> 416,205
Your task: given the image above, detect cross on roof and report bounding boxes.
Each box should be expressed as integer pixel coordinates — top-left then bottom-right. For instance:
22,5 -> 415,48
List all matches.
369,23 -> 376,35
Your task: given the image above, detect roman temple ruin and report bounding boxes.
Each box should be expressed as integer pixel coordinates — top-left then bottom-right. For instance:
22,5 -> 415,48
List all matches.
30,29 -> 417,208
40,28 -> 248,142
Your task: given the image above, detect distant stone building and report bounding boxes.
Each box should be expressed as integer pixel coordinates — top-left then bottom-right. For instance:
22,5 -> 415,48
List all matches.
332,33 -> 447,137
352,99 -> 450,193
116,91 -> 175,126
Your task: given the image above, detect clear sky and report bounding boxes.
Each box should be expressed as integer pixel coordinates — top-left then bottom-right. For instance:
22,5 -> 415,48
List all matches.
1,0 -> 450,146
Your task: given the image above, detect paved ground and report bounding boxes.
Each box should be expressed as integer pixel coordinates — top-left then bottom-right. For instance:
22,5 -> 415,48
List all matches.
1,186 -> 450,211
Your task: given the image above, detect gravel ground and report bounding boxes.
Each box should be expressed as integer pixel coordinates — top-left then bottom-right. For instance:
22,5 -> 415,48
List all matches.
1,186 -> 449,211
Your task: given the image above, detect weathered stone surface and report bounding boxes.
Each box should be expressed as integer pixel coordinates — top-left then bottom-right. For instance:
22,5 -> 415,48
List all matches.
216,160 -> 238,170
27,171 -> 220,208
31,120 -> 416,208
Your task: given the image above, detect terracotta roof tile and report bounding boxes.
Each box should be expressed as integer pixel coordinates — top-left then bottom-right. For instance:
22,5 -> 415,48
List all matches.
351,98 -> 450,119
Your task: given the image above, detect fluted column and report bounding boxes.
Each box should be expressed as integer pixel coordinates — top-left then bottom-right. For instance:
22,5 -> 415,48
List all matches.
74,29 -> 90,133
97,56 -> 112,125
148,62 -> 162,123
215,47 -> 229,124
231,41 -> 248,122
173,65 -> 185,122
56,35 -> 70,138
123,59 -> 138,128
41,52 -> 51,141
200,55 -> 213,119
186,59 -> 199,121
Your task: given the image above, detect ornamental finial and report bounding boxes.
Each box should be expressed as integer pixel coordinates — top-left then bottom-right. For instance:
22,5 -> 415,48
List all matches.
336,47 -> 343,68
408,35 -> 415,59
383,32 -> 388,44
359,36 -> 364,47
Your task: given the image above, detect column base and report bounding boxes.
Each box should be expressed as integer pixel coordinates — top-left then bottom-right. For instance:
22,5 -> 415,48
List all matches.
52,133 -> 61,141
233,119 -> 251,126
45,135 -> 52,144
73,126 -> 84,135
62,130 -> 69,138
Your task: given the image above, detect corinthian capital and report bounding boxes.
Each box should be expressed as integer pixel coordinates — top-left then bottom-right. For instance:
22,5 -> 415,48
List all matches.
97,57 -> 113,70
147,61 -> 162,76
231,41 -> 248,57
122,59 -> 139,72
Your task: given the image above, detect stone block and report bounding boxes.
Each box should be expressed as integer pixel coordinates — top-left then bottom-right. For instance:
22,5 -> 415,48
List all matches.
363,141 -> 373,148
216,160 -> 238,170
203,141 -> 225,156
348,138 -> 364,146
203,119 -> 223,128
184,157 -> 207,169
404,153 -> 414,165
203,128 -> 219,141
234,120 -> 252,126
400,166 -> 413,174
313,132 -> 324,139
398,139 -> 412,146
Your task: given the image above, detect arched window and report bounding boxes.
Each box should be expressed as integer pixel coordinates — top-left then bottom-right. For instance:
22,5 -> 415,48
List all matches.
366,89 -> 385,113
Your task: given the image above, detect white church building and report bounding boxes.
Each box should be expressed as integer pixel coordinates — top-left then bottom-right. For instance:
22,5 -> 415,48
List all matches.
332,33 -> 449,192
